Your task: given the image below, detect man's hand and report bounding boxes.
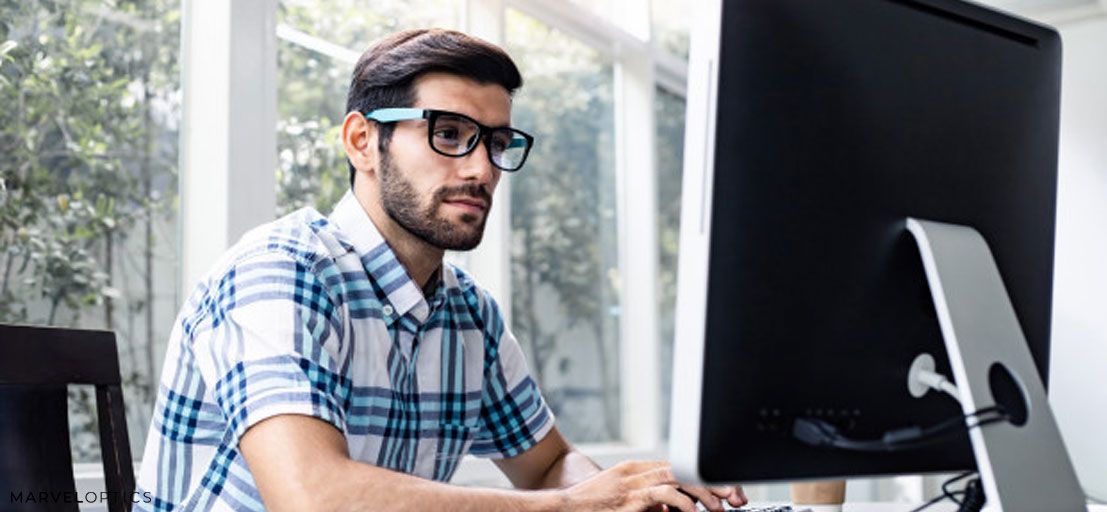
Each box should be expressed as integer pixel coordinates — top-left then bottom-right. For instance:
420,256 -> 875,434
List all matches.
559,460 -> 700,512
675,483 -> 749,511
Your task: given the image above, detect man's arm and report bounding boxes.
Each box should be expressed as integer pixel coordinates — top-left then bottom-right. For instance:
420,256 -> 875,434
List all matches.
239,415 -> 698,512
493,427 -> 749,511
492,426 -> 600,489
240,414 -> 557,512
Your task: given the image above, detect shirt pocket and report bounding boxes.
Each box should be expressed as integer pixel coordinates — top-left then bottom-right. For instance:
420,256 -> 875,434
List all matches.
433,422 -> 476,482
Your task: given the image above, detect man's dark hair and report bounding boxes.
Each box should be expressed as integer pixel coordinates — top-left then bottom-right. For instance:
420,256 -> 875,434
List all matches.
345,28 -> 524,187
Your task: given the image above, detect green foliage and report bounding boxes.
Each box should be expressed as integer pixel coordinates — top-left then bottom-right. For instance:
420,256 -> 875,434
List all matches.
0,0 -> 178,322
0,0 -> 180,460
506,10 -> 621,442
277,117 -> 347,215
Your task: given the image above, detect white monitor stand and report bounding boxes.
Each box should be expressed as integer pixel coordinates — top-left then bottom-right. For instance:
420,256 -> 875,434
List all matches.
906,218 -> 1086,512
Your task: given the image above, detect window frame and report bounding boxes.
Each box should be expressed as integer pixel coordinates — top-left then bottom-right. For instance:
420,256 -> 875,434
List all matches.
76,0 -> 1107,501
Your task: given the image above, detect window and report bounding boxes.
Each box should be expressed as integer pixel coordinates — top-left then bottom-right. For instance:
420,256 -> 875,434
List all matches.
655,86 -> 686,437
506,9 -> 621,443
0,0 -> 181,461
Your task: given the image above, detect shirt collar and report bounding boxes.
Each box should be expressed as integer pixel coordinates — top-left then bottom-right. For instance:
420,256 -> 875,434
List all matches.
328,190 -> 430,324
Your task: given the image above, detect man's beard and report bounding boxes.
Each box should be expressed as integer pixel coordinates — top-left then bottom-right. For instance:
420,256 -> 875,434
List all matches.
378,149 -> 491,251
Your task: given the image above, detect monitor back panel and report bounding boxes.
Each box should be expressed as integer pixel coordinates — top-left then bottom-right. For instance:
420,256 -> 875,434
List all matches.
697,0 -> 1061,482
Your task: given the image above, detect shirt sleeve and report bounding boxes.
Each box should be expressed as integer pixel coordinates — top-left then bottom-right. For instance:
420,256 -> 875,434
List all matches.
188,251 -> 351,447
469,292 -> 556,459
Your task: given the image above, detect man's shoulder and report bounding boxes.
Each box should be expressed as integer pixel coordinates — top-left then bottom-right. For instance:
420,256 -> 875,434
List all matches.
221,208 -> 351,267
189,208 -> 352,298
443,263 -> 507,330
445,263 -> 486,302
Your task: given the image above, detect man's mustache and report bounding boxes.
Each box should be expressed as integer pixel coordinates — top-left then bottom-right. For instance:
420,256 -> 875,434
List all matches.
435,184 -> 492,206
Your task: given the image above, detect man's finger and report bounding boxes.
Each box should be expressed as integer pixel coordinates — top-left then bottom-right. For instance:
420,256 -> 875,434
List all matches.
709,485 -> 736,499
680,485 -> 724,511
733,485 -> 749,506
708,484 -> 749,506
639,485 -> 697,512
628,466 -> 679,489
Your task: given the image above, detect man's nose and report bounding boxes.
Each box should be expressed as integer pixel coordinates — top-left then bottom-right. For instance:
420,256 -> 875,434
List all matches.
458,139 -> 500,184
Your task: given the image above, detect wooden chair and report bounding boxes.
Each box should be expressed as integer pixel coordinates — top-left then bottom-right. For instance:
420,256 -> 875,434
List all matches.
0,323 -> 135,512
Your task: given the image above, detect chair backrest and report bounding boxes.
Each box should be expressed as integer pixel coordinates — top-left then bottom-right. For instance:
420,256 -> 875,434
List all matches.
0,324 -> 135,512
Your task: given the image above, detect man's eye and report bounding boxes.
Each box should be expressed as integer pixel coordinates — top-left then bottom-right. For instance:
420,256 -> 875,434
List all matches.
434,128 -> 460,141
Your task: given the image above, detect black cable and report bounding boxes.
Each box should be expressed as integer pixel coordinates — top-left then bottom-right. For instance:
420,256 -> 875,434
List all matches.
908,491 -> 953,512
967,412 -> 1010,430
941,471 -> 977,505
903,406 -> 1006,446
910,472 -> 985,512
793,406 -> 1009,453
792,406 -> 1007,511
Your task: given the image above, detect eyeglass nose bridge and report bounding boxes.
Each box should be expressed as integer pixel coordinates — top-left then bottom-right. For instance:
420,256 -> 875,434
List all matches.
456,130 -> 496,167
440,129 -> 496,175
435,119 -> 523,170
461,128 -> 486,156
478,131 -> 523,175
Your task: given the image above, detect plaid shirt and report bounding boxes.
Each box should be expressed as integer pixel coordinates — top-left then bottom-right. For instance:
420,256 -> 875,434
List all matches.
135,191 -> 554,511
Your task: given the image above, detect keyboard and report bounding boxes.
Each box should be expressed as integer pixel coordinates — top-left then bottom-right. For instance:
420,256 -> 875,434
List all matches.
702,505 -> 808,512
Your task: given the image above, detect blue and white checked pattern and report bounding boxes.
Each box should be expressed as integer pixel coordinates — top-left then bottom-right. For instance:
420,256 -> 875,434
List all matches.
135,191 -> 554,511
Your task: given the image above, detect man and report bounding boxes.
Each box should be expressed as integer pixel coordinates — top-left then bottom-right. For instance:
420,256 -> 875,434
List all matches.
136,29 -> 746,511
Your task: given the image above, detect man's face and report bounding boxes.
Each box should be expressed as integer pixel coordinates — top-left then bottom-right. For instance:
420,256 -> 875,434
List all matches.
377,72 -> 509,251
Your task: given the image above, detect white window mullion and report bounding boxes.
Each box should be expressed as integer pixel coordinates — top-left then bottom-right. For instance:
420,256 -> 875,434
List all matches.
462,0 -> 513,325
613,0 -> 661,451
180,0 -> 277,302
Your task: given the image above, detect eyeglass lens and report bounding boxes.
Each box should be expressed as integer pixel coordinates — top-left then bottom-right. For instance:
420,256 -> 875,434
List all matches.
432,114 -> 528,170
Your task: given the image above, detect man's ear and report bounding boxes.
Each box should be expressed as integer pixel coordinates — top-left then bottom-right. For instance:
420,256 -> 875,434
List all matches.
342,111 -> 378,180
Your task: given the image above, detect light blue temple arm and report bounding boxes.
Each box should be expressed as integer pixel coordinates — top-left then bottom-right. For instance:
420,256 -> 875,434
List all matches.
365,108 -> 427,123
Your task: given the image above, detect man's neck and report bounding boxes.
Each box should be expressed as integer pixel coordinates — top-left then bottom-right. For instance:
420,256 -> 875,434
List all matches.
421,266 -> 441,298
352,189 -> 444,295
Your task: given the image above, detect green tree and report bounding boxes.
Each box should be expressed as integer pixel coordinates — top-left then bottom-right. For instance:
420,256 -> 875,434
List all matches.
0,0 -> 180,460
507,11 -> 621,442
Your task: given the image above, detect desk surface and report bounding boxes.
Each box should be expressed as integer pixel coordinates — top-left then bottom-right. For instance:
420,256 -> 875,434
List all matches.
81,503 -> 1107,512
834,502 -> 1107,512
79,502 -> 1106,512
734,502 -> 1107,512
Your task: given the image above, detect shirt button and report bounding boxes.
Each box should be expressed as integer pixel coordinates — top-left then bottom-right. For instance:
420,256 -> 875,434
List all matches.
382,305 -> 394,316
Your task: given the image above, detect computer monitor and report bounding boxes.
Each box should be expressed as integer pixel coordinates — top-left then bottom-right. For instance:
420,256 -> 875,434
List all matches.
668,0 -> 1084,508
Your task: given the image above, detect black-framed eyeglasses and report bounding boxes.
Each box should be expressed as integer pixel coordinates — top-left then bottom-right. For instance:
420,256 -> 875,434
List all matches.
364,108 -> 535,172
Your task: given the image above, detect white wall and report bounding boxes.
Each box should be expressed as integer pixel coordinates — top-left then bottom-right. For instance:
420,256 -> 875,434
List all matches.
1049,13 -> 1107,502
